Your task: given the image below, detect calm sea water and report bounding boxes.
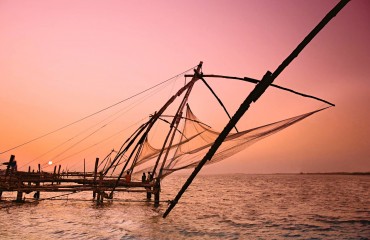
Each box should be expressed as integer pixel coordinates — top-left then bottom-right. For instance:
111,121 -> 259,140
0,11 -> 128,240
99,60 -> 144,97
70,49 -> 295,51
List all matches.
0,174 -> 369,239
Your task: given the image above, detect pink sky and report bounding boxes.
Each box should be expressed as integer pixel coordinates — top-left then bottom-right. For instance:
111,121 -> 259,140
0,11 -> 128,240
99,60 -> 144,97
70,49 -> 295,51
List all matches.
0,0 -> 369,173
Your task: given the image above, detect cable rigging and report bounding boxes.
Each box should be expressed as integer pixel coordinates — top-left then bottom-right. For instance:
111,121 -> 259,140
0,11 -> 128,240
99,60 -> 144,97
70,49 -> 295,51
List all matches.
0,65 -> 197,155
38,72 -> 182,170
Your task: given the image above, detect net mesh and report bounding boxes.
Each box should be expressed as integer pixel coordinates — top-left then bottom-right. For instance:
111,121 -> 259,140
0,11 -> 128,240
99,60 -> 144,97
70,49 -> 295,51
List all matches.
130,106 -> 326,178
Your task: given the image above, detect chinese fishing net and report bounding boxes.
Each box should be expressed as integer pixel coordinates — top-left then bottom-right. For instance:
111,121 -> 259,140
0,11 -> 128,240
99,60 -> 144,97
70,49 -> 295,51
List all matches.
124,105 -> 327,178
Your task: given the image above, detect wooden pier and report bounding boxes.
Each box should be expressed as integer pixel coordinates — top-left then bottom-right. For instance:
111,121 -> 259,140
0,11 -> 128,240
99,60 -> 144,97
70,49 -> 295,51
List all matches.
0,155 -> 160,205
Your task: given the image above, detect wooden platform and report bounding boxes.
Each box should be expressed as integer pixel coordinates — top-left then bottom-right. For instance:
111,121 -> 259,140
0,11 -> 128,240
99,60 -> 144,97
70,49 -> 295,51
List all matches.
0,170 -> 159,205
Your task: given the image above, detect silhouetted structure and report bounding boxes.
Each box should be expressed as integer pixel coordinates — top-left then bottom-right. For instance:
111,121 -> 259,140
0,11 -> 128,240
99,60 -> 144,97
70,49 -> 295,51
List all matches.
0,0 -> 350,216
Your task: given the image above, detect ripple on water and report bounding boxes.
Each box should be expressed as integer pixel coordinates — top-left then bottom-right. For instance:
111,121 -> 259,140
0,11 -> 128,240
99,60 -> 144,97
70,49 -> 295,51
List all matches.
1,174 -> 369,239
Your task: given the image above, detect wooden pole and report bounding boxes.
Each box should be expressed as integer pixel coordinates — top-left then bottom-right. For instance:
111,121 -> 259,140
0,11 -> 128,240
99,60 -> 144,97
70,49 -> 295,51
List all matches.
184,74 -> 335,107
154,179 -> 160,207
52,165 -> 56,185
35,163 -> 41,199
28,166 -> 31,186
109,62 -> 202,194
83,159 -> 86,185
154,62 -> 204,177
163,0 -> 350,218
5,154 -> 15,177
93,158 -> 99,199
97,172 -> 104,204
16,167 -> 24,202
146,173 -> 152,200
200,78 -> 238,132
57,165 -> 61,184
16,189 -> 23,202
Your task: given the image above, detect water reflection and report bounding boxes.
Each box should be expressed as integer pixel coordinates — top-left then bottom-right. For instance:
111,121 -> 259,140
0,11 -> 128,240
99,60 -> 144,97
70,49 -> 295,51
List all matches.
1,174 -> 369,239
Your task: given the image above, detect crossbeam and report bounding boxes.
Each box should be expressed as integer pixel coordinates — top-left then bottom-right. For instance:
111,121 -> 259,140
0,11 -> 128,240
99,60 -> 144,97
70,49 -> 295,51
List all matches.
185,74 -> 335,106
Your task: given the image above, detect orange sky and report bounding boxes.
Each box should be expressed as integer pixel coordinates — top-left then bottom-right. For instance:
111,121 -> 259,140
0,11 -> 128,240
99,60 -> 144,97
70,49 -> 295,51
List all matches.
0,0 -> 369,173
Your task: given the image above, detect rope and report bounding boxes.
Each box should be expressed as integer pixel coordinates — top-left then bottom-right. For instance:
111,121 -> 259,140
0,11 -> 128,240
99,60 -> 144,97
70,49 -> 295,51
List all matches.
0,191 -> 81,209
40,80 -> 173,170
19,89 -> 152,169
35,191 -> 81,201
0,65 -> 197,155
41,126 -> 107,169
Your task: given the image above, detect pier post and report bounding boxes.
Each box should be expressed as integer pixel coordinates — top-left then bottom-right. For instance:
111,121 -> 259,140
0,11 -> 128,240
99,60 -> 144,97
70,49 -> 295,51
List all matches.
93,158 -> 99,200
28,166 -> 31,186
83,159 -> 86,185
146,172 -> 152,200
146,188 -> 152,200
35,163 -> 41,199
16,178 -> 23,202
96,172 -> 104,205
5,155 -> 15,177
57,165 -> 61,184
52,165 -> 56,185
97,172 -> 104,205
154,179 -> 160,207
16,191 -> 23,202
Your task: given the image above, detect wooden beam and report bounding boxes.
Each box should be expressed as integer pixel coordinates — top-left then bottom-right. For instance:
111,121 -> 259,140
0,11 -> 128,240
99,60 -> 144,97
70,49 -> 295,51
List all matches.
163,0 -> 350,218
185,74 -> 335,106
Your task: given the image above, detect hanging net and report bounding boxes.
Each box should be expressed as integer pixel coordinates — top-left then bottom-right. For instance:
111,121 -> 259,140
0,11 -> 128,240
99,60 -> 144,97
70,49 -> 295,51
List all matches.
130,106 -> 327,178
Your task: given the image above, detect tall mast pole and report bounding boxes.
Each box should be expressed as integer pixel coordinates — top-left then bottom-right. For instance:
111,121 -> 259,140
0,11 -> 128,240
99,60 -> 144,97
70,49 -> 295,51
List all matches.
153,63 -> 203,178
163,0 -> 350,218
108,62 -> 203,194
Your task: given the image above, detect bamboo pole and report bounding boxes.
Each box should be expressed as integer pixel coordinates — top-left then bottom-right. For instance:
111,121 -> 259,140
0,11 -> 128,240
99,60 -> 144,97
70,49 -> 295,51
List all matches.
153,62 -> 203,177
109,62 -> 203,196
163,0 -> 350,218
199,77 -> 239,132
184,74 -> 335,106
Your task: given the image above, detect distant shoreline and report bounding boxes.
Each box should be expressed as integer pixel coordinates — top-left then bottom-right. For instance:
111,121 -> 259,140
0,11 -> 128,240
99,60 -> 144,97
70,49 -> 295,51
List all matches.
177,172 -> 370,176
1,169 -> 369,176
297,172 -> 370,176
253,172 -> 370,176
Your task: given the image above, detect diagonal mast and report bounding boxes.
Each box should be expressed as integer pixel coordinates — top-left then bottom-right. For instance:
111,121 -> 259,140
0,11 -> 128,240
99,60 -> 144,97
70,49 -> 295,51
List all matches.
185,74 -> 335,107
163,0 -> 350,218
153,63 -> 203,178
106,62 -> 203,194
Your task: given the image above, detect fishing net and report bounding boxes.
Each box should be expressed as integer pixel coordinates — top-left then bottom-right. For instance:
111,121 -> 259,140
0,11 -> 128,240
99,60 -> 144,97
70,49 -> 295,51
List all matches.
130,106 -> 326,178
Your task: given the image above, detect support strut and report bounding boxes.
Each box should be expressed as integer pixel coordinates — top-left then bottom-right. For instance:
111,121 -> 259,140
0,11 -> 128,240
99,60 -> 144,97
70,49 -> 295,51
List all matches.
163,0 -> 350,218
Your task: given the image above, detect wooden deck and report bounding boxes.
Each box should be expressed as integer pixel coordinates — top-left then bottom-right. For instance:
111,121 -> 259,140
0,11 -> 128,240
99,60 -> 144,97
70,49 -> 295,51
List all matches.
0,170 -> 159,205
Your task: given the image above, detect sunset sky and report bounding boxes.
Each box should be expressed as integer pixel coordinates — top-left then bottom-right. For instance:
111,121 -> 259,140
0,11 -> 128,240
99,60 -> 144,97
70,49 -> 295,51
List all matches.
0,0 -> 369,174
